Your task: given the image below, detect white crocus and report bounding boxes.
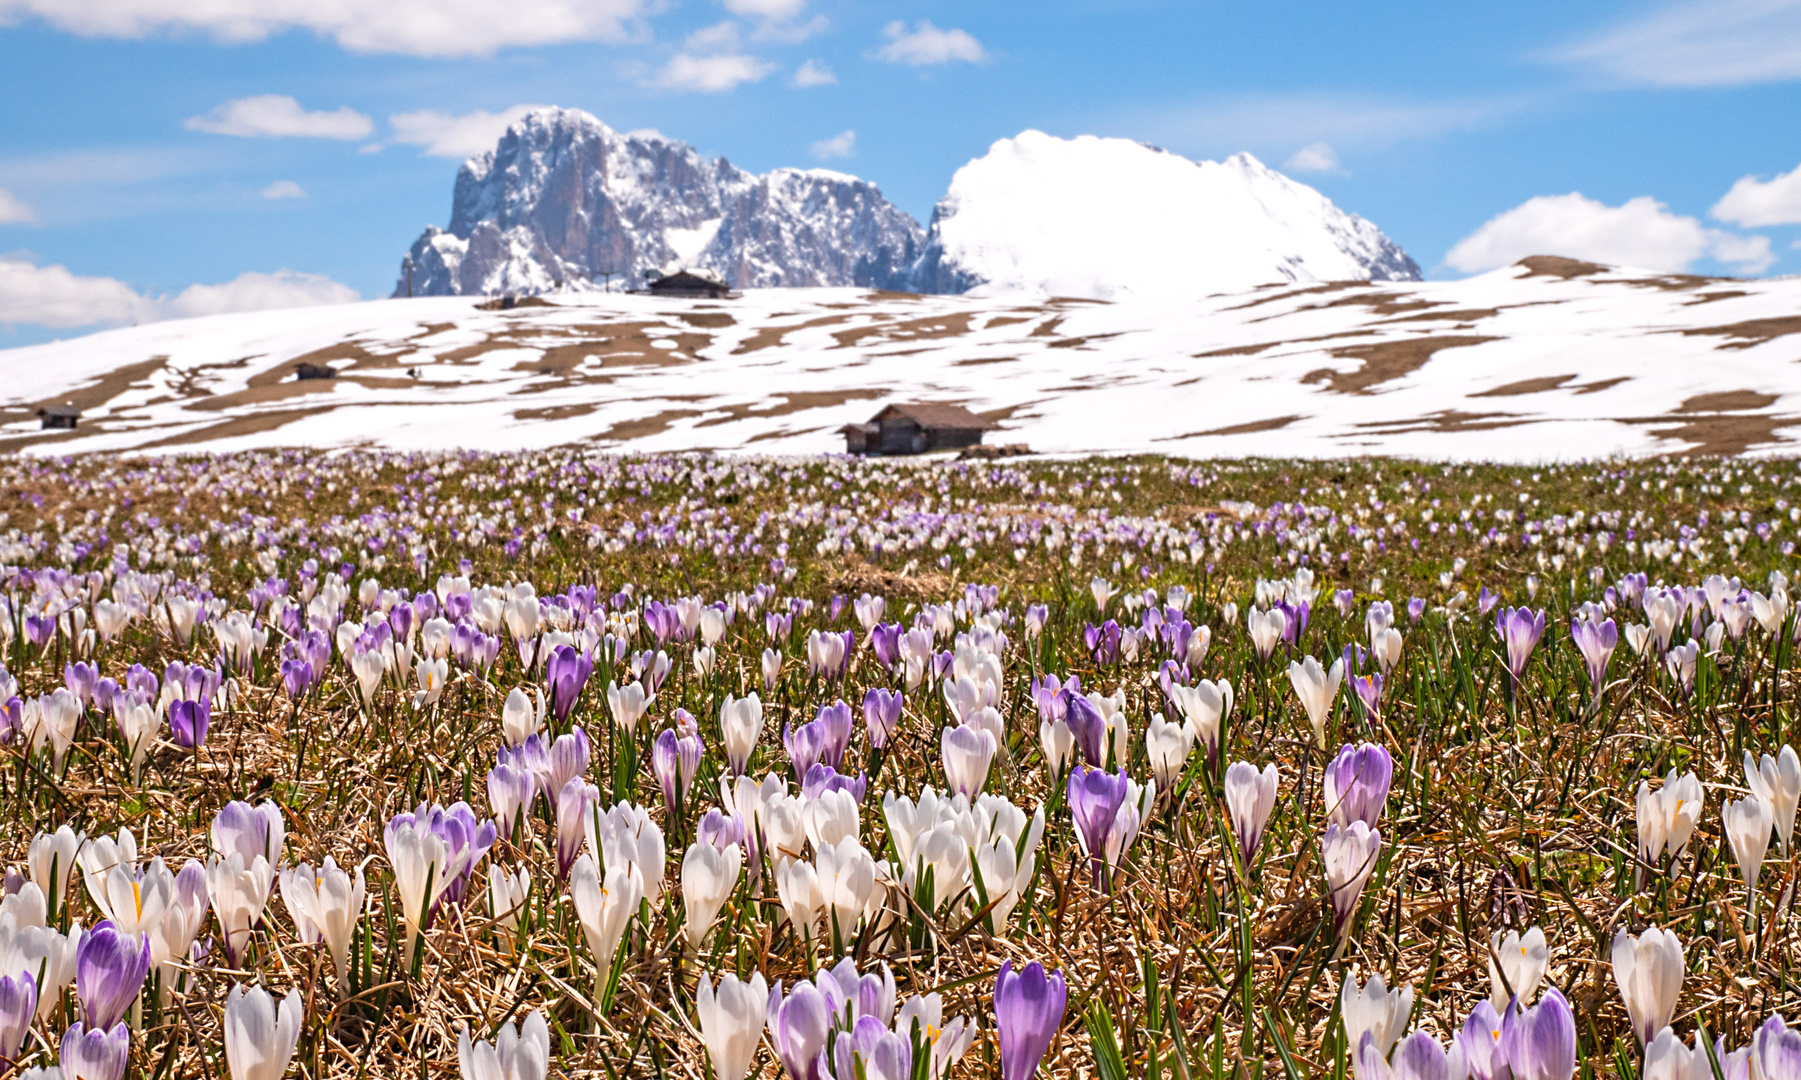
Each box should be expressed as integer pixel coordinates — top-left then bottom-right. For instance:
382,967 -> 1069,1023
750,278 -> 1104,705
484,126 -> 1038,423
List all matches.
1725,793 -> 1774,896
1340,970 -> 1413,1060
681,842 -> 742,950
1488,926 -> 1549,1012
458,1009 -> 550,1080
761,649 -> 783,691
1247,607 -> 1286,658
207,852 -> 276,966
412,657 -> 449,709
30,826 -> 86,921
1169,679 -> 1232,762
570,853 -> 644,1003
383,818 -> 451,961
1144,713 -> 1192,789
697,972 -> 768,1080
774,857 -> 824,943
718,693 -> 763,775
281,857 -> 365,994
487,865 -> 531,954
815,840 -> 876,943
941,725 -> 996,799
1745,746 -> 1801,855
605,681 -> 653,735
501,688 -> 546,746
1612,925 -> 1684,1047
223,984 -> 303,1080
1223,761 -> 1279,868
1287,655 -> 1344,747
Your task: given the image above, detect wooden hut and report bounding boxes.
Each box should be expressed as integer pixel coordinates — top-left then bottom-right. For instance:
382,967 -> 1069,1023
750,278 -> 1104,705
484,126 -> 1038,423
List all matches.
644,268 -> 734,299
842,403 -> 992,455
36,405 -> 79,430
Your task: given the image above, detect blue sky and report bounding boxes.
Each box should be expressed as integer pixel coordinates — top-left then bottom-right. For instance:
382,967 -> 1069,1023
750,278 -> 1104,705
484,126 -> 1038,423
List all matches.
3,0 -> 1801,346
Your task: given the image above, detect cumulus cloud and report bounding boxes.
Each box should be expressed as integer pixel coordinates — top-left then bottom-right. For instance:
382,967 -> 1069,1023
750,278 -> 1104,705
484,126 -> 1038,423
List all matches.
722,0 -> 804,19
1712,161 -> 1801,226
810,130 -> 855,160
791,58 -> 836,86
260,180 -> 306,199
185,95 -> 372,140
652,52 -> 775,92
0,255 -> 357,330
1550,0 -> 1801,87
1282,142 -> 1341,174
874,20 -> 985,65
1445,192 -> 1776,275
387,105 -> 547,158
0,0 -> 648,57
0,188 -> 37,226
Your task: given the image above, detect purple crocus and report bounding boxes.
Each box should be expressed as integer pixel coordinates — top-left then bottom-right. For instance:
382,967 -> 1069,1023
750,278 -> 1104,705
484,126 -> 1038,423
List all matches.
1406,597 -> 1427,624
1500,987 -> 1576,1080
870,623 -> 902,668
1334,589 -> 1356,617
814,701 -> 853,769
1495,607 -> 1546,687
280,657 -> 314,699
1455,1001 -> 1508,1080
486,760 -> 535,841
61,1022 -> 130,1080
75,920 -> 151,1029
429,802 -> 497,907
23,613 -> 55,648
1569,617 -> 1617,701
545,644 -> 594,722
555,779 -> 598,880
1323,742 -> 1392,830
862,688 -> 902,750
801,764 -> 868,803
1067,765 -> 1129,887
1278,600 -> 1311,645
64,661 -> 99,706
1752,1014 -> 1801,1080
1350,672 -> 1383,725
1084,620 -> 1121,665
766,979 -> 833,1080
783,721 -> 827,782
653,727 -> 702,812
1064,694 -> 1108,767
547,727 -> 591,795
0,970 -> 37,1060
820,1014 -> 913,1080
169,698 -> 210,749
994,961 -> 1067,1080
1477,587 -> 1500,616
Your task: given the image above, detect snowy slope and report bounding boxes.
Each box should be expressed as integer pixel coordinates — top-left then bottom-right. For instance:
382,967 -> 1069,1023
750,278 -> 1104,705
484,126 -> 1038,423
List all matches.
6,256 -> 1801,461
906,131 -> 1420,299
397,108 -> 924,296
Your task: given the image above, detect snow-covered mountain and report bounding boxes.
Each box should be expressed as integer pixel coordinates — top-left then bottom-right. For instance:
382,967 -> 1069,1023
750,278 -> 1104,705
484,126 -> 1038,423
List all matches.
905,131 -> 1421,299
395,108 -> 925,296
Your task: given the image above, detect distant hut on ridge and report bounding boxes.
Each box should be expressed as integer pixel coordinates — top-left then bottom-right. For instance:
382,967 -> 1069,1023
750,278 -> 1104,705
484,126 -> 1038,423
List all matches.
841,403 -> 992,455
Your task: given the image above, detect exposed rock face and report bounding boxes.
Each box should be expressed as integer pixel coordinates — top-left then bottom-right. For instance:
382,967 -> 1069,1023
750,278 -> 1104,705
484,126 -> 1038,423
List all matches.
394,107 -> 925,297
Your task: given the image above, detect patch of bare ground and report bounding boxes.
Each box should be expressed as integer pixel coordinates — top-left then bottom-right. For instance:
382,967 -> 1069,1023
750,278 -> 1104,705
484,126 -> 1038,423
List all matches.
1192,330 -> 1380,358
185,378 -> 339,412
864,290 -> 922,302
512,403 -> 601,422
977,401 -> 1039,425
1223,281 -> 1367,311
248,343 -> 383,388
1379,308 -> 1501,324
1165,415 -> 1302,439
1046,296 -> 1109,305
1516,255 -> 1608,279
1575,376 -> 1631,394
1353,410 -> 1528,434
1681,390 -> 1779,412
1301,335 -> 1499,394
410,322 -> 458,338
831,312 -> 977,349
732,314 -> 854,354
676,312 -> 734,328
826,555 -> 951,601
1286,292 -> 1448,320
954,356 -> 1020,367
140,404 -> 346,447
1471,375 -> 1576,397
691,389 -> 888,429
1047,332 -> 1123,350
982,316 -> 1033,330
591,409 -> 704,442
1622,391 -> 1797,454
1679,317 -> 1801,349
1685,291 -> 1750,305
1619,273 -> 1731,291
25,355 -> 169,415
1029,317 -> 1065,338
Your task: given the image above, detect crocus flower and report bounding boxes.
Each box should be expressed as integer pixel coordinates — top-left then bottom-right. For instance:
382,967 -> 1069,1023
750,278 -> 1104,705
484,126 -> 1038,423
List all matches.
1636,769 -> 1703,871
942,724 -> 997,799
719,693 -> 763,775
654,728 -> 702,813
1067,765 -> 1129,887
604,680 -> 653,735
1746,746 -> 1801,855
75,920 -> 150,1030
545,645 -> 593,721
223,984 -> 302,1080
681,842 -> 741,951
766,979 -> 832,1080
487,760 -> 535,841
1287,655 -> 1343,748
1665,639 -> 1700,693
1568,616 -> 1617,701
1350,671 -> 1383,726
1323,821 -> 1380,938
1144,714 -> 1192,789
458,1009 -> 549,1080
556,779 -> 599,880
1500,987 -> 1576,1080
280,857 -> 364,994
570,852 -> 643,1004
207,852 -> 275,968
1247,607 -> 1286,660
1494,607 -> 1545,687
1725,793 -> 1774,896
1341,971 -> 1413,1060
1488,926 -> 1548,1012
168,698 -> 210,749
1455,1001 -> 1507,1080
994,961 -> 1066,1080
863,688 -> 902,750
1752,1015 -> 1801,1080
1612,925 -> 1683,1046
1224,761 -> 1278,868
61,1022 -> 130,1080
1324,743 -> 1393,830
0,971 -> 34,1060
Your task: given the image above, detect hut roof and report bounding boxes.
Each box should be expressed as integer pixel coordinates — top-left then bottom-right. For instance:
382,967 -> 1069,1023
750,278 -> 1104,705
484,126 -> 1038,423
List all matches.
870,402 -> 993,429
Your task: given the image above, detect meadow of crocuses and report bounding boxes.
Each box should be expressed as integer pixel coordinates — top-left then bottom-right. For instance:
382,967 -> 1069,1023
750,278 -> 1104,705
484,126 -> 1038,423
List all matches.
6,448 -> 1801,1079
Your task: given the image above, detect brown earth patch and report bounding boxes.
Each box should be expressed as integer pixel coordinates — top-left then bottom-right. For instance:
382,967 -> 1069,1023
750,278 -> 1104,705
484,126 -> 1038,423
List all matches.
1223,281 -> 1367,312
832,312 -> 976,349
410,322 -> 458,338
677,312 -> 734,328
1292,293 -> 1447,319
1046,296 -> 1109,306
1685,291 -> 1750,305
1381,308 -> 1501,324
1166,415 -> 1302,439
977,401 -> 1038,424
1302,335 -> 1499,395
732,314 -> 854,354
954,357 -> 1020,367
1517,255 -> 1608,279
248,343 -> 384,388
1575,377 -> 1631,395
1643,414 -> 1801,456
185,378 -> 338,412
865,290 -> 922,302
513,403 -> 601,422
1355,410 -> 1528,434
1029,317 -> 1065,338
1047,332 -> 1122,350
593,409 -> 704,442
1679,317 -> 1801,349
25,355 -> 169,414
1619,274 -> 1729,292
690,388 -> 889,429
1680,390 -> 1778,412
1471,375 -> 1575,397
1195,343 -> 1275,358
982,316 -> 1033,330
827,556 -> 952,602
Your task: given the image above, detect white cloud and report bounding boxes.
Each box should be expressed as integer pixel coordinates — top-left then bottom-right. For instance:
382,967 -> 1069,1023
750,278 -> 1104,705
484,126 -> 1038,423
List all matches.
387,105 -> 547,158
791,58 -> 836,86
1712,161 -> 1801,225
1551,0 -> 1801,87
723,0 -> 804,19
1282,141 -> 1340,174
874,20 -> 985,65
0,255 -> 357,330
685,20 -> 740,51
260,180 -> 306,199
652,52 -> 776,92
185,95 -> 372,140
810,129 -> 855,159
0,0 -> 648,57
1445,192 -> 1776,275
1133,93 -> 1519,158
0,188 -> 37,226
